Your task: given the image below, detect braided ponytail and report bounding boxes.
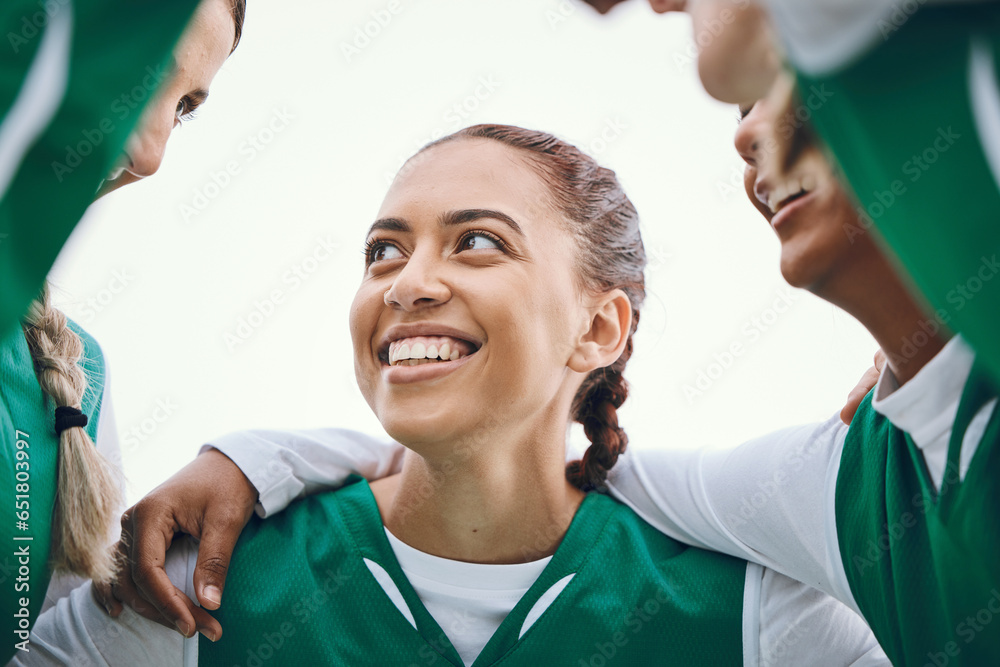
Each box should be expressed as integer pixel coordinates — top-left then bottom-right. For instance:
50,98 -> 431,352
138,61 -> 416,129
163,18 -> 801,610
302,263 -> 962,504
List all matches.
23,286 -> 122,584
566,309 -> 640,491
421,125 -> 647,492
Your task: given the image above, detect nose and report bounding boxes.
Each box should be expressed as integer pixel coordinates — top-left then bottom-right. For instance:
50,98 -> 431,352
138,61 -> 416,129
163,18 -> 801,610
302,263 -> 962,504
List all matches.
383,250 -> 452,311
122,98 -> 176,178
733,103 -> 774,209
733,105 -> 765,168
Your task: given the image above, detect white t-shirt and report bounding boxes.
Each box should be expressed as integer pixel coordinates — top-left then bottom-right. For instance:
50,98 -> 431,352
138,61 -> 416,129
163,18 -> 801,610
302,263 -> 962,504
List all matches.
384,527 -> 551,667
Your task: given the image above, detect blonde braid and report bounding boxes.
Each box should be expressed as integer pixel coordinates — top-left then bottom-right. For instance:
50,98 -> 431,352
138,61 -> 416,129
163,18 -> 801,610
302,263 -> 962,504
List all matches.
23,286 -> 121,584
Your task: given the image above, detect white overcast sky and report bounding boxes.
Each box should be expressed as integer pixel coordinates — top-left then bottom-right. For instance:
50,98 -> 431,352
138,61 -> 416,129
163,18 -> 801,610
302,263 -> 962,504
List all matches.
50,0 -> 878,504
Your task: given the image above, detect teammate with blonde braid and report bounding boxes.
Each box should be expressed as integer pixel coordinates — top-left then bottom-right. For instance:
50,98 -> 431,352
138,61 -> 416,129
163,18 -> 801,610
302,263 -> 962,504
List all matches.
22,287 -> 123,585
0,285 -> 117,659
0,1 -> 246,659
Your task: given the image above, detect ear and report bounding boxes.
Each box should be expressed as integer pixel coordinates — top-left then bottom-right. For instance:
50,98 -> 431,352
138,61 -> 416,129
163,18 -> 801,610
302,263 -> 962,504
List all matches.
568,289 -> 632,374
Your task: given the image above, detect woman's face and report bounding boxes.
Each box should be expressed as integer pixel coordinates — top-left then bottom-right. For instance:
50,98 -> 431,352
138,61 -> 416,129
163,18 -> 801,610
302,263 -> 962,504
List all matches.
96,0 -> 235,198
350,139 -> 593,450
733,73 -> 873,291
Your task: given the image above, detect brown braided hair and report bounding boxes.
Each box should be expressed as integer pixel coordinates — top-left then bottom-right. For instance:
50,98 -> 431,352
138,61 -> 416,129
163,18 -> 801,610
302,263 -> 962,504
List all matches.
23,286 -> 122,584
419,124 -> 646,492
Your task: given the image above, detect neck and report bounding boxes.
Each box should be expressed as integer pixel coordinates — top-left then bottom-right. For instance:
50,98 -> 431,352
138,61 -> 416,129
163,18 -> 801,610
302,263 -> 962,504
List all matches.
371,414 -> 585,565
815,253 -> 950,385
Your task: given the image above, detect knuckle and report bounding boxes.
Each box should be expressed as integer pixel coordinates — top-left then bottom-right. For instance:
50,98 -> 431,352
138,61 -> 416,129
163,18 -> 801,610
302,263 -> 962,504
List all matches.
133,561 -> 157,584
213,506 -> 250,526
199,555 -> 230,577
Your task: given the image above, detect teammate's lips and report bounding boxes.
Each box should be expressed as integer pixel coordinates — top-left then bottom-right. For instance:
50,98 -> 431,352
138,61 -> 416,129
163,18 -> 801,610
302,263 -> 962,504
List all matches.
770,189 -> 818,233
755,173 -> 818,216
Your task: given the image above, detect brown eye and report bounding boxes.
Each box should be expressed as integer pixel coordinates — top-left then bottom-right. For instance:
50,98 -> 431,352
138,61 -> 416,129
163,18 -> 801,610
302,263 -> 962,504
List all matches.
457,232 -> 502,252
175,96 -> 201,125
365,240 -> 403,265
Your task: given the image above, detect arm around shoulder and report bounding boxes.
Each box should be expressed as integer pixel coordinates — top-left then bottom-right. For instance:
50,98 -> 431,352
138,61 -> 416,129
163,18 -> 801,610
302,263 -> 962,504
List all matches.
606,415 -> 854,602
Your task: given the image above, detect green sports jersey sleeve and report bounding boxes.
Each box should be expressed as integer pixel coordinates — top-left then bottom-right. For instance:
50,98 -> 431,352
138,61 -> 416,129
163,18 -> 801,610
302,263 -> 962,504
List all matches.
836,365 -> 1000,666
0,0 -> 199,337
794,3 -> 1000,386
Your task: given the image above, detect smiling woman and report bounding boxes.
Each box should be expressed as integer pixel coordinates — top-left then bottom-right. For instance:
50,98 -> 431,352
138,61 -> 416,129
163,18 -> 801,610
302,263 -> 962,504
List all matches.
17,124 -> 885,666
350,126 -> 644,497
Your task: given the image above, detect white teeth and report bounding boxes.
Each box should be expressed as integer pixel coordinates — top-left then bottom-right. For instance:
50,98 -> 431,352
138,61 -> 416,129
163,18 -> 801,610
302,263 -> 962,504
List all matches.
801,174 -> 817,192
388,337 -> 475,366
771,185 -> 789,213
786,178 -> 800,197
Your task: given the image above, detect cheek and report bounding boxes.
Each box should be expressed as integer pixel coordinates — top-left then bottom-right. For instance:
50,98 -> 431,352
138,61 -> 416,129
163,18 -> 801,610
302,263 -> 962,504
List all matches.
515,280 -> 583,375
823,186 -> 872,254
349,285 -> 380,366
787,186 -> 859,267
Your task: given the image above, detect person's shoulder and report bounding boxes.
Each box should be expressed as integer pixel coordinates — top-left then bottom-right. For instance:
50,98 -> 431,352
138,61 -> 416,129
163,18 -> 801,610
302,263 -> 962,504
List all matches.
65,318 -> 107,435
65,318 -> 106,381
243,475 -> 371,537
598,491 -> 749,568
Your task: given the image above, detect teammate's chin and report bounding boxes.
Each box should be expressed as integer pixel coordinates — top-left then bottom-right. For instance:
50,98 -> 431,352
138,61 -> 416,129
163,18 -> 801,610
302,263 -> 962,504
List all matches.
776,184 -> 859,292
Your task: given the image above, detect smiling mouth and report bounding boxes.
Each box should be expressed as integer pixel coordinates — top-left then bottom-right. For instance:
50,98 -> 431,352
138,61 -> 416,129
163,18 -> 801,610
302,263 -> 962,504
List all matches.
766,174 -> 817,215
380,335 -> 480,367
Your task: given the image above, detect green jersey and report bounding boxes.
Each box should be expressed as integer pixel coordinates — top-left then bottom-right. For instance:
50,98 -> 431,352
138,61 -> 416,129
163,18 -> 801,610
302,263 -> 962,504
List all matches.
837,363 -> 1000,666
794,2 -> 1000,385
200,476 -> 748,666
0,0 -> 199,336
0,320 -> 106,663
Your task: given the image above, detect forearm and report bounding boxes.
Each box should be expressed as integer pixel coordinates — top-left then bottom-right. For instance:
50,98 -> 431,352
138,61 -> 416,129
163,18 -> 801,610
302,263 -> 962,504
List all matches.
206,428 -> 405,517
607,415 -> 855,605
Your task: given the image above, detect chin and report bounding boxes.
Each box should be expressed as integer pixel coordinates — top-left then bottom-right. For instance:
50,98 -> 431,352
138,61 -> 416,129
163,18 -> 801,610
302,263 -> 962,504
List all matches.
778,242 -> 835,292
377,403 -> 454,446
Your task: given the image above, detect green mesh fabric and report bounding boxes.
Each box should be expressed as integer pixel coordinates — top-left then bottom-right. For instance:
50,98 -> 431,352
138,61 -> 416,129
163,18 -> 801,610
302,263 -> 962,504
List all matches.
837,368 -> 1000,666
798,4 -> 1000,386
200,476 -> 747,666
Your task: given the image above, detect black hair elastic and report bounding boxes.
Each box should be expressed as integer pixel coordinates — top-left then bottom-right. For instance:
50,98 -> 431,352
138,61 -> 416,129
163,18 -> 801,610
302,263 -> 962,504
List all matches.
54,406 -> 88,435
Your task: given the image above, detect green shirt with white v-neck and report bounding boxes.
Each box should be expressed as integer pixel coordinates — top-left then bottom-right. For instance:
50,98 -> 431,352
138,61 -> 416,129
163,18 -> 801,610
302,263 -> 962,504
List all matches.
199,476 -> 748,666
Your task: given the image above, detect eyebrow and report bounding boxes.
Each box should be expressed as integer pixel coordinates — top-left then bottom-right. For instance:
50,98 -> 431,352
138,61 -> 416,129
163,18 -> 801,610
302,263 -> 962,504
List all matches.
188,89 -> 210,106
366,209 -> 525,238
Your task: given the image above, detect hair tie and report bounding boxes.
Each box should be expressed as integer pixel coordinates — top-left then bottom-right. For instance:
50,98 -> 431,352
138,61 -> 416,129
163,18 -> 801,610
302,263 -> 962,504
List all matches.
54,406 -> 88,435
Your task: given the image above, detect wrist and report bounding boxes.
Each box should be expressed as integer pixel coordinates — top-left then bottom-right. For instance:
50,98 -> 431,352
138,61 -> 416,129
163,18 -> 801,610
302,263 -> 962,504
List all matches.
199,447 -> 259,506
